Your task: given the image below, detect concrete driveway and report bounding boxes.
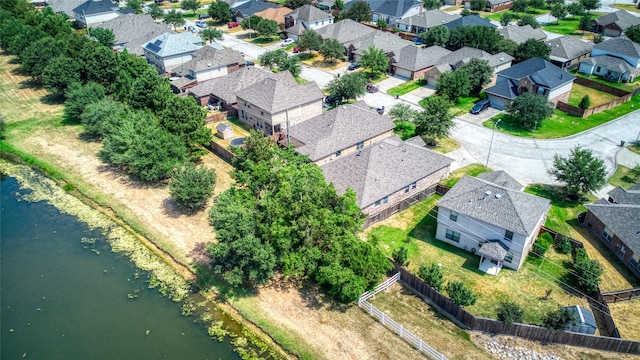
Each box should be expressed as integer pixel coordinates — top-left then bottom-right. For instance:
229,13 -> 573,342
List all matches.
457,107 -> 503,126
376,76 -> 406,93
300,65 -> 336,88
400,86 -> 435,107
219,33 -> 266,60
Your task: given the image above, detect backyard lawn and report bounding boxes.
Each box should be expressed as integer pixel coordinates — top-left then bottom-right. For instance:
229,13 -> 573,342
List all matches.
482,8 -> 548,22
440,163 -> 492,187
567,84 -> 618,108
298,52 -> 347,71
614,4 -> 640,13
542,13 -> 605,39
608,165 -> 638,189
572,71 -> 640,92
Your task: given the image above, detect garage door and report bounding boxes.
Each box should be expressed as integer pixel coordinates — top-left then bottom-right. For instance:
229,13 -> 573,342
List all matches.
487,94 -> 507,110
394,67 -> 412,79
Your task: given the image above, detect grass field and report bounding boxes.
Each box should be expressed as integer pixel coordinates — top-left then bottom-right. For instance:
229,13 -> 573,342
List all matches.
607,299 -> 640,341
614,4 -> 640,13
608,165 -> 638,189
567,84 -> 618,108
440,163 -> 492,187
542,13 -> 605,39
387,79 -> 426,97
298,52 -> 347,71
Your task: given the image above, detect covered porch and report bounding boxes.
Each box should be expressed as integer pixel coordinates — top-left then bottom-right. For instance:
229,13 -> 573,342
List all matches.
478,240 -> 509,276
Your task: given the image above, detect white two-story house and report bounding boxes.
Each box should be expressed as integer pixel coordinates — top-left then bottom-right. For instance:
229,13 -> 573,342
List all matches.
143,32 -> 202,74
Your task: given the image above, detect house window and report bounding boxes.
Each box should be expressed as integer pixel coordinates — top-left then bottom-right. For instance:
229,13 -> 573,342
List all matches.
505,252 -> 514,263
374,196 -> 387,207
411,181 -> 417,189
335,150 -> 341,157
537,87 -> 545,95
603,227 -> 613,242
446,229 -> 460,242
404,185 -> 410,193
241,110 -> 245,119
450,210 -> 458,222
356,141 -> 364,150
315,21 -> 318,26
631,255 -> 639,269
505,230 -> 514,241
383,196 -> 388,204
596,66 -> 602,72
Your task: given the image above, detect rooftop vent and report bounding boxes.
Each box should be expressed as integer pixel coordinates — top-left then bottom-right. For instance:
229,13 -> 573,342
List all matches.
495,194 -> 502,199
207,62 -> 212,67
379,144 -> 384,149
500,57 -> 504,61
484,190 -> 492,197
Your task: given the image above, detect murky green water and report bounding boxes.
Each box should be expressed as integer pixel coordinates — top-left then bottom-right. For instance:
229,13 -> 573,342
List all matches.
1,174 -> 239,359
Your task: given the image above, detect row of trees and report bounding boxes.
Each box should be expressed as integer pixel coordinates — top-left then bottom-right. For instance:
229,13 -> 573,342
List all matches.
1,2 -> 216,209
258,50 -> 302,77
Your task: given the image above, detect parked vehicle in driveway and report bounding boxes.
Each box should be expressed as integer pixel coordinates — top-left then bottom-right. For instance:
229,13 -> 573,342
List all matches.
195,20 -> 208,28
324,95 -> 338,105
292,47 -> 300,53
348,62 -> 360,70
281,38 -> 295,46
228,22 -> 240,28
413,37 -> 424,45
186,25 -> 197,33
245,61 -> 255,67
470,99 -> 491,114
198,14 -> 210,20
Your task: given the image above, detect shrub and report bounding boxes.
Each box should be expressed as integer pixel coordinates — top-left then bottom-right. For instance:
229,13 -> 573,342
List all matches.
532,232 -> 553,257
573,248 -> 603,293
496,301 -> 525,324
445,280 -> 477,306
555,236 -> 572,254
418,263 -> 444,290
543,307 -> 575,330
169,162 -> 216,209
392,246 -> 410,267
578,95 -> 591,109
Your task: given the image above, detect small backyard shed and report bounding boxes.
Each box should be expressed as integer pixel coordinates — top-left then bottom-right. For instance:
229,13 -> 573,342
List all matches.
564,305 -> 597,335
216,122 -> 234,139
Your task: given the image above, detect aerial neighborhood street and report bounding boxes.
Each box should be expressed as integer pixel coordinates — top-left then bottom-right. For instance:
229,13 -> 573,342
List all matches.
2,0 -> 640,359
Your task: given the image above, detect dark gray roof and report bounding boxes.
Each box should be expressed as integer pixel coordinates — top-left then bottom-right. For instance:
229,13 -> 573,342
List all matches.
393,45 -> 451,71
347,30 -> 410,55
586,202 -> 640,255
438,175 -> 551,236
316,19 -> 377,45
73,0 -> 118,15
405,135 -> 426,147
445,15 -> 496,31
321,135 -> 453,208
479,240 -> 509,260
96,14 -> 169,56
345,0 -> 422,18
593,36 -> 640,59
476,170 -> 523,190
290,101 -> 395,161
190,66 -> 277,103
492,57 -> 575,89
565,306 -> 597,331
285,4 -> 332,23
485,78 -> 519,99
170,76 -> 196,88
436,46 -> 513,69
547,36 -> 594,62
285,22 -> 306,36
216,122 -> 233,132
487,0 -> 511,4
173,47 -> 244,77
236,72 -> 323,113
499,25 -> 547,45
49,0 -> 85,17
580,55 -> 638,74
608,185 -> 640,205
396,9 -> 460,29
232,0 -> 278,18
144,32 -> 202,57
593,10 -> 640,30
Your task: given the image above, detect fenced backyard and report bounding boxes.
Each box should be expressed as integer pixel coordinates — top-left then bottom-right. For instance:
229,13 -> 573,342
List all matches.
557,78 -> 633,118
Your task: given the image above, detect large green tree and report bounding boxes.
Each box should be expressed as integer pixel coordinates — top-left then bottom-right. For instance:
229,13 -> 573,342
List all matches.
550,4 -> 568,24
64,82 -> 106,123
517,14 -> 540,28
170,162 -> 216,210
255,18 -> 278,38
319,38 -> 344,62
548,146 -> 607,195
344,1 -> 372,22
127,67 -> 172,112
208,1 -> 233,23
511,0 -> 528,14
163,10 -> 185,30
496,301 -> 525,324
470,0 -> 486,11
20,36 -> 62,80
200,28 -> 222,43
448,26 -> 505,54
567,2 -> 585,18
181,0 -> 201,15
157,95 -> 212,159
421,25 -> 449,47
258,49 -> 288,69
458,58 -> 492,94
90,27 -> 115,48
580,0 -> 601,13
423,0 -> 441,10
146,3 -> 164,20
625,25 -> 640,43
325,71 -> 367,101
436,70 -> 472,101
125,0 -> 143,14
80,97 -> 128,137
298,28 -> 321,53
514,38 -> 551,62
506,93 -> 553,129
41,55 -> 82,95
414,96 -> 454,145
358,46 -> 388,75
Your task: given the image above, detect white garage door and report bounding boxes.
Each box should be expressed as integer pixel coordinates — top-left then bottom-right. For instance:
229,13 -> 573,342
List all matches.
394,67 -> 412,79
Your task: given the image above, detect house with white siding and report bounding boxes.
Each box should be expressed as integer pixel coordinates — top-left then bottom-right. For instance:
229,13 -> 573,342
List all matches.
143,32 -> 203,74
73,0 -> 130,28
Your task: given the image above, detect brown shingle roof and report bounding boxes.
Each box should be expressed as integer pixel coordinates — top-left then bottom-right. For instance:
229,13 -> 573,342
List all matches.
235,71 -> 324,113
189,66 -> 277,103
254,6 -> 293,24
173,46 -> 244,77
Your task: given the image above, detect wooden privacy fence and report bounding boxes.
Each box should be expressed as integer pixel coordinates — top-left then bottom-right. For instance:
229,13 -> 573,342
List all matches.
556,77 -> 632,118
601,288 -> 640,303
358,273 -> 448,360
391,263 -> 640,354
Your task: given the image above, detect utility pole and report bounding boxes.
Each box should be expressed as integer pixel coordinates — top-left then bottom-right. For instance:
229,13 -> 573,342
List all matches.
486,118 -> 502,167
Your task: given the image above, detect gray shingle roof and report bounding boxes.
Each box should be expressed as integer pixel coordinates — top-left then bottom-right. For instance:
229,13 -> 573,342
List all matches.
593,36 -> 640,59
499,25 -> 547,45
73,0 -> 118,15
393,45 -> 451,71
347,30 -> 410,55
316,19 -> 377,45
96,14 -> 170,55
321,135 -> 453,208
438,175 -> 551,236
395,9 -> 460,29
485,78 -> 519,99
289,101 -> 395,161
565,305 -> 597,332
492,57 -> 575,89
594,10 -> 640,30
476,170 -> 523,190
345,0 -> 422,18
285,4 -> 332,23
172,46 -> 244,77
49,0 -> 85,17
285,22 -> 306,36
487,0 -> 511,4
444,15 -> 496,31
479,240 -> 509,259
190,66 -> 277,103
586,185 -> 640,254
580,55 -> 638,74
231,0 -> 278,18
144,32 -> 202,57
236,71 -> 324,113
436,46 -> 513,69
547,35 -> 594,62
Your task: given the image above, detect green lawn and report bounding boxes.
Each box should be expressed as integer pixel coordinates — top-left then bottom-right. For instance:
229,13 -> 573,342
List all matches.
630,143 -> 640,155
452,95 -> 484,115
440,163 -> 492,187
572,70 -> 640,92
542,13 -> 605,38
614,3 -> 640,13
249,36 -> 280,46
608,165 -> 638,189
567,83 -> 618,108
368,73 -> 388,84
483,95 -> 640,138
387,79 -> 426,97
427,136 -> 460,154
483,8 -> 548,22
524,184 -> 595,236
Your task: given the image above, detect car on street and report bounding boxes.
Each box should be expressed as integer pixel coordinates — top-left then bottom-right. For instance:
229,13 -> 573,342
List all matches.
198,14 -> 211,20
348,62 -> 360,70
195,20 -> 208,28
470,99 -> 491,114
245,61 -> 255,67
186,25 -> 197,33
281,38 -> 295,47
228,22 -> 240,28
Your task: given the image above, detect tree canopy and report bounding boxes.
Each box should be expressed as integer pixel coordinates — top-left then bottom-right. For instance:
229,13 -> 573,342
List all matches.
343,1 -> 372,22
358,46 -> 388,75
90,27 -> 115,48
208,1 -> 233,23
458,58 -> 492,94
436,70 -> 472,101
423,0 -> 441,10
157,95 -> 212,159
414,96 -> 454,145
325,71 -> 367,101
297,29 -> 321,53
506,93 -> 554,129
319,38 -> 344,62
200,28 -> 222,43
421,25 -> 449,47
548,146 -> 607,195
181,0 -> 201,14
170,162 -> 216,210
514,38 -> 551,62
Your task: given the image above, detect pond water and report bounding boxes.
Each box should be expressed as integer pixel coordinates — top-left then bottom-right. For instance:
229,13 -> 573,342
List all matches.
0,175 -> 239,360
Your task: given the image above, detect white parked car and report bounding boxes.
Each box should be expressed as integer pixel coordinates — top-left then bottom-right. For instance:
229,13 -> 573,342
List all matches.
281,38 -> 295,47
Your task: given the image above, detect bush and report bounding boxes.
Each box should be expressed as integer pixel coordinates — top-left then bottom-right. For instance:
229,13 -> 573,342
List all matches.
496,301 -> 525,324
418,263 -> 444,290
169,162 -> 217,210
392,246 -> 409,267
543,307 -> 575,330
578,95 -> 591,109
573,248 -> 603,293
445,280 -> 477,306
532,232 -> 553,257
555,236 -> 572,254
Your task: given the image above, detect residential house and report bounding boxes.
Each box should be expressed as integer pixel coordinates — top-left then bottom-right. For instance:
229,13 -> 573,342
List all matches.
231,0 -> 278,21
345,30 -> 410,62
96,13 -> 169,56
564,306 -> 597,335
498,25 -> 547,45
254,6 -> 292,28
170,47 -> 245,94
143,32 -> 203,74
391,45 -> 451,80
546,35 -> 594,70
436,173 -> 550,274
444,14 -> 497,32
486,0 -> 513,12
584,183 -> 640,280
344,0 -> 423,25
189,66 -> 276,108
424,47 -> 513,87
579,37 -> 640,82
316,19 -> 377,47
284,5 -> 333,40
48,0 -> 85,20
316,0 -> 340,11
592,10 -> 640,37
287,101 -> 395,165
485,57 -> 576,110
395,9 -> 460,34
73,0 -> 130,28
444,0 -> 463,5
321,135 -> 453,220
236,71 -> 324,134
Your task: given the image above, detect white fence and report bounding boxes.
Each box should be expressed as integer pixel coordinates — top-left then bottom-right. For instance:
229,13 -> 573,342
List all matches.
357,272 -> 448,360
